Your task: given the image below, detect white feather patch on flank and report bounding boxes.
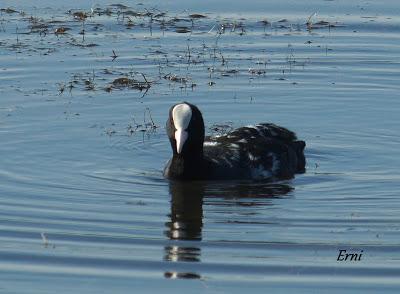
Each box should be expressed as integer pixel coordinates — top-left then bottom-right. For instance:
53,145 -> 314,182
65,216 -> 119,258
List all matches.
204,141 -> 219,146
172,103 -> 192,131
211,158 -> 220,164
249,153 -> 280,180
268,152 -> 280,173
250,165 -> 272,179
221,156 -> 234,167
248,153 -> 258,161
230,149 -> 240,161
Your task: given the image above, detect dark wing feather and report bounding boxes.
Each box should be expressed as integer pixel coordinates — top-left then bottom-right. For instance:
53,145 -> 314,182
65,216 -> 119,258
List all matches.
210,123 -> 297,143
252,123 -> 297,141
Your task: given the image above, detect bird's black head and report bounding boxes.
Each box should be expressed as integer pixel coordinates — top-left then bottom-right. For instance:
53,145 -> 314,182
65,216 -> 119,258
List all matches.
166,102 -> 205,158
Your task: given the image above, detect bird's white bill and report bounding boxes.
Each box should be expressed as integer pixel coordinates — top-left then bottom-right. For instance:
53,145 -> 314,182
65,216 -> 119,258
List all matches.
175,129 -> 188,154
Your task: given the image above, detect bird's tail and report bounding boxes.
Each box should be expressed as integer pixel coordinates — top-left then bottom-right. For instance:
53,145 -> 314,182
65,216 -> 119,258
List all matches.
293,140 -> 306,173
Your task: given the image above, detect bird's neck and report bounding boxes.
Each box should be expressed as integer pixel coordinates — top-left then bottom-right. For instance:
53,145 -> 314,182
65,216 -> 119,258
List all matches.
171,150 -> 204,180
175,150 -> 204,166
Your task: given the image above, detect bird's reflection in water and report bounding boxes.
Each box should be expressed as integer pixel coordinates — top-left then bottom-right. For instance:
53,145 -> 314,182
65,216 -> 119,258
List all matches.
164,180 -> 293,280
164,181 -> 204,279
165,181 -> 204,241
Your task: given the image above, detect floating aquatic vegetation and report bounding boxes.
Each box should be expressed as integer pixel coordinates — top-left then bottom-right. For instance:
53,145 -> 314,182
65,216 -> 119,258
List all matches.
163,74 -> 189,84
209,122 -> 234,136
0,7 -> 18,14
111,76 -> 152,91
0,2 -> 340,100
71,11 -> 88,21
189,14 -> 207,19
248,68 -> 266,75
54,27 -> 70,35
175,27 -> 191,33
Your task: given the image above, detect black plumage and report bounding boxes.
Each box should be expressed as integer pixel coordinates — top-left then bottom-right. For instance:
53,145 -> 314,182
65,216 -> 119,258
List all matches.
164,102 -> 305,181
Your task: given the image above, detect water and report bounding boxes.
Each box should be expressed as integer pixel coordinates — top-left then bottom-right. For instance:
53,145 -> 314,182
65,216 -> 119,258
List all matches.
1,0 -> 400,292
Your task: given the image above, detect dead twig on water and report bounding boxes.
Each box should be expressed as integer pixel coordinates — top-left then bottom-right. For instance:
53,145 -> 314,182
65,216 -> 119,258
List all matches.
111,50 -> 118,61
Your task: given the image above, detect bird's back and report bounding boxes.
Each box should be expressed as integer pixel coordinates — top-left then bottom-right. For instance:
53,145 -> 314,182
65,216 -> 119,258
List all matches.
203,124 -> 305,180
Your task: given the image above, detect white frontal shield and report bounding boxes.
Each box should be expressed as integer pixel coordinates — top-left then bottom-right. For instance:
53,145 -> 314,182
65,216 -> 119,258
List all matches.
172,104 -> 192,154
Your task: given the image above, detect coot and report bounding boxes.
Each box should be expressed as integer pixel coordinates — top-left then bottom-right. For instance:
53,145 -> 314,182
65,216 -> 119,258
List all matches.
164,102 -> 305,181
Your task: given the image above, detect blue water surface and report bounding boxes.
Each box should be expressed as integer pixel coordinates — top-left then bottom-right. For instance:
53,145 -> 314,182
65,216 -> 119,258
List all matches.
0,0 -> 399,293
